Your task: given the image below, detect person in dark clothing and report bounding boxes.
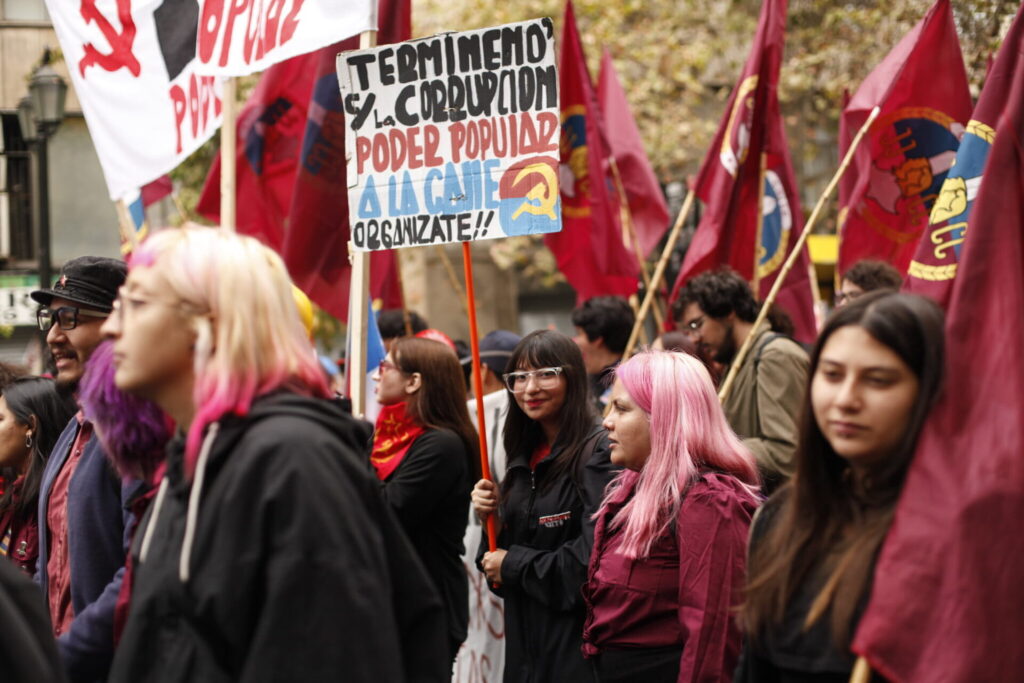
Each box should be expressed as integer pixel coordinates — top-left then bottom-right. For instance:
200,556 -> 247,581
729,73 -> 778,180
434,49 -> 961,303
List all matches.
736,292 -> 945,681
0,557 -> 66,682
370,336 -> 476,665
571,296 -> 635,410
472,330 -> 618,683
584,350 -> 760,682
101,226 -> 449,683
0,378 -> 76,574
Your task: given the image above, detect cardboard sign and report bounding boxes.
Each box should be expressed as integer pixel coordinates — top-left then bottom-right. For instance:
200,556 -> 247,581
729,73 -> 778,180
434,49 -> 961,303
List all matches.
337,18 -> 562,251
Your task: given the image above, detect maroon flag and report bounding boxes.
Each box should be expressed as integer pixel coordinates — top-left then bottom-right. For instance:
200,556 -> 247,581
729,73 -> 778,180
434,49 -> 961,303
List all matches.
904,5 -> 1024,307
669,0 -> 815,343
837,0 -> 971,278
196,53 -> 319,251
281,0 -> 410,319
546,0 -> 638,302
852,33 -> 1024,682
597,49 -> 670,260
200,0 -> 409,318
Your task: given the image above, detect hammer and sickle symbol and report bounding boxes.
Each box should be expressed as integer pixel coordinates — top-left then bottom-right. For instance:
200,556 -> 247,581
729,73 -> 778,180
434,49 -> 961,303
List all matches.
511,163 -> 558,221
79,0 -> 141,78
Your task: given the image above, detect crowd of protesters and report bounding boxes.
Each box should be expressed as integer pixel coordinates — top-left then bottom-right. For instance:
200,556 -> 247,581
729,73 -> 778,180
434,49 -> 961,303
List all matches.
0,227 -> 937,683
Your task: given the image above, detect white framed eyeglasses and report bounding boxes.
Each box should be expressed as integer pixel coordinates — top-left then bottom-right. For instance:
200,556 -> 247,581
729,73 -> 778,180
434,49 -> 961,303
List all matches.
502,367 -> 564,393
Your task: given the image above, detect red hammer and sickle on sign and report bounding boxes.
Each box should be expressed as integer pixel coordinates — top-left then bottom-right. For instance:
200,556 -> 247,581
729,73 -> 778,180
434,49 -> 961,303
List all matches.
78,0 -> 141,78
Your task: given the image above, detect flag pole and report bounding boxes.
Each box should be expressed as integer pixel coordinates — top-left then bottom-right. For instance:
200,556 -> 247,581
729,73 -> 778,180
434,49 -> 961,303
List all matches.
849,657 -> 871,683
220,77 -> 237,232
718,106 -> 881,403
113,199 -> 139,252
752,152 -> 768,294
616,187 -> 697,378
609,158 -> 665,329
462,241 -> 499,555
347,29 -> 378,419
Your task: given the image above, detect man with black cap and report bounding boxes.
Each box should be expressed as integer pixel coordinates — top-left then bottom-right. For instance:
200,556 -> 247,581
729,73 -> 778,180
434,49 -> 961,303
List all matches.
32,256 -> 145,682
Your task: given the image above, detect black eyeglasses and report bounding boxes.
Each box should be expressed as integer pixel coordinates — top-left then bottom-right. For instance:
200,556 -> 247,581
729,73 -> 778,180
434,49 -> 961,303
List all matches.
36,306 -> 108,332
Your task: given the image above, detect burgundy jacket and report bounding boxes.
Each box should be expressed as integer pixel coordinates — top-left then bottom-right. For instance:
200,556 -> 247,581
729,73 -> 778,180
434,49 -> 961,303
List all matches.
582,471 -> 757,682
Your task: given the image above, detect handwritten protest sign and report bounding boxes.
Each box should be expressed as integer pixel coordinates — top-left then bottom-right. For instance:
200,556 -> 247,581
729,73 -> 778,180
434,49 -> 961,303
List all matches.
337,18 -> 562,251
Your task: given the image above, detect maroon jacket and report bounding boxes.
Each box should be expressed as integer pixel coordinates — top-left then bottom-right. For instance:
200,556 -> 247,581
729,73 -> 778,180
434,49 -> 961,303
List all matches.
0,476 -> 39,574
582,471 -> 757,682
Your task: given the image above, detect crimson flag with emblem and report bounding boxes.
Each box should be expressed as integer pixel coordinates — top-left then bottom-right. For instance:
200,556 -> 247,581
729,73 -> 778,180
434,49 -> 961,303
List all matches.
546,0 -> 638,303
851,23 -> 1024,680
198,0 -> 408,319
904,4 -> 1024,307
837,0 -> 972,279
668,0 -> 815,343
597,48 -> 670,260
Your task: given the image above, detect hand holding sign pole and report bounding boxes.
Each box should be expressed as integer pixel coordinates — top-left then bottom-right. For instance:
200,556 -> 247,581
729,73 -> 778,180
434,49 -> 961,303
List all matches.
338,18 -> 562,550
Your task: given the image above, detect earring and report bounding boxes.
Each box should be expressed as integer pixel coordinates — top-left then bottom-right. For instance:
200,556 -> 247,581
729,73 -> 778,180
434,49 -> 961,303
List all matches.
25,433 -> 32,449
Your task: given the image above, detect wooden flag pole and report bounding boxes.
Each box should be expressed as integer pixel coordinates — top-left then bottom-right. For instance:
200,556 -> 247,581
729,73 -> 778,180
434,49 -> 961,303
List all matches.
220,77 -> 237,232
609,158 -> 665,329
717,105 -> 881,403
113,199 -> 139,253
347,29 -> 378,419
617,188 -> 697,370
849,657 -> 871,683
462,241 -> 499,554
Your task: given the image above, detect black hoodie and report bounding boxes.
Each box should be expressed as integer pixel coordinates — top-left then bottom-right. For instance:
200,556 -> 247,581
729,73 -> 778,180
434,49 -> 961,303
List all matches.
109,392 -> 448,683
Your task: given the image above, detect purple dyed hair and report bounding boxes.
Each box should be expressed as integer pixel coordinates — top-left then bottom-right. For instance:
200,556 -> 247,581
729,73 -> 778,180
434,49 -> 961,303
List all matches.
79,340 -> 173,482
598,349 -> 760,559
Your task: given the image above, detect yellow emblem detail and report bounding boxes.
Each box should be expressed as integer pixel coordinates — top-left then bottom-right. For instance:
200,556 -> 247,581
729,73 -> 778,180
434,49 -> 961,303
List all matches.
511,163 -> 558,221
930,177 -> 968,224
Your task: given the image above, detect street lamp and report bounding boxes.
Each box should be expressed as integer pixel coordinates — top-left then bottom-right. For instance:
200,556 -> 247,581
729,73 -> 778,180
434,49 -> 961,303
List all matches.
17,49 -> 67,308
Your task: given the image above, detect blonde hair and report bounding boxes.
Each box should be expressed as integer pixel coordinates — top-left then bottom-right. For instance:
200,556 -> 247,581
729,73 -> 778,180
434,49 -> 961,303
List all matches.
130,226 -> 328,475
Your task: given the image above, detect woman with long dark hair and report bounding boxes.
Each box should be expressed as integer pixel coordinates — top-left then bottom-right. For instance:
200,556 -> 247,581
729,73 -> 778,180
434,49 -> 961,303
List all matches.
736,291 -> 946,681
0,377 -> 75,573
370,336 -> 477,665
471,330 -> 618,682
583,350 -> 759,682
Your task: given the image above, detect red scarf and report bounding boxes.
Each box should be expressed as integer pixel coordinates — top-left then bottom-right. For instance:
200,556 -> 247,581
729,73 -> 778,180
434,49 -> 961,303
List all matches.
371,402 -> 426,481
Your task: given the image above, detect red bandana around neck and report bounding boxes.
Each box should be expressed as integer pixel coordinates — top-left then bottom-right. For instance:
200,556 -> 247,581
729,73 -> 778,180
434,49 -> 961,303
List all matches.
371,402 -> 426,481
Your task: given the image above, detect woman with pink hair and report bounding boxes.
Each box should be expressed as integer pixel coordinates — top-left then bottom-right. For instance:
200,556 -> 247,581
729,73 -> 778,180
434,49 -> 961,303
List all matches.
582,349 -> 760,682
100,227 -> 448,682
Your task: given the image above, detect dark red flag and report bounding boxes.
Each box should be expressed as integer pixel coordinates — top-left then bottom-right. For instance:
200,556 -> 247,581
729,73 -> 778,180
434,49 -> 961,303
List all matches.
198,0 -> 409,319
852,26 -> 1024,681
669,0 -> 816,343
905,5 -> 1024,307
837,0 -> 971,278
196,54 -> 318,251
546,0 -> 638,303
597,49 -> 670,260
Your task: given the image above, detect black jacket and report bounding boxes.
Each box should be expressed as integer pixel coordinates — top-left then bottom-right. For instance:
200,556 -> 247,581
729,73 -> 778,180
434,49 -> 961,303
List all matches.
109,392 -> 449,683
481,423 -> 618,683
0,558 -> 66,682
383,428 -> 471,652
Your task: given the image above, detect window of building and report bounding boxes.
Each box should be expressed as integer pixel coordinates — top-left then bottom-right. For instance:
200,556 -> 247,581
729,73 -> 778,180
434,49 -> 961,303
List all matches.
0,114 -> 34,262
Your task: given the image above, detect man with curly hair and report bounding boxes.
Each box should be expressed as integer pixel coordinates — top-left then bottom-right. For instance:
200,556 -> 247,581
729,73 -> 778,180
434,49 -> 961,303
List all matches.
673,269 -> 808,492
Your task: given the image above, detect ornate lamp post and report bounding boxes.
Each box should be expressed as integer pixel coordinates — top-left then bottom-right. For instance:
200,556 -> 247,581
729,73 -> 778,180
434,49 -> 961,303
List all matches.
17,49 -> 67,297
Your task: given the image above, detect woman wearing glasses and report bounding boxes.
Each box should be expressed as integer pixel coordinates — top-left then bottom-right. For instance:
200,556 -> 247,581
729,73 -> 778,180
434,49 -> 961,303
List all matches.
471,330 -> 617,682
0,377 -> 75,574
370,337 -> 477,666
583,350 -> 759,682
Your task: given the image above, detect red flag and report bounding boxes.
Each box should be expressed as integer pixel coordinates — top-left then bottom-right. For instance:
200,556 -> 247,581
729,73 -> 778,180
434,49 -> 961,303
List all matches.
196,53 -> 319,251
852,28 -> 1024,681
597,49 -> 670,260
546,0 -> 638,303
837,0 -> 971,277
199,0 -> 409,318
281,0 -> 409,319
905,5 -> 1024,307
669,0 -> 816,343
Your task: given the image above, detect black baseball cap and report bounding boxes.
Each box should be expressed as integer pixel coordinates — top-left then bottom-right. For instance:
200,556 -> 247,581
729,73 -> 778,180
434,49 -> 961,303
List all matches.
31,256 -> 127,313
460,330 -> 522,376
